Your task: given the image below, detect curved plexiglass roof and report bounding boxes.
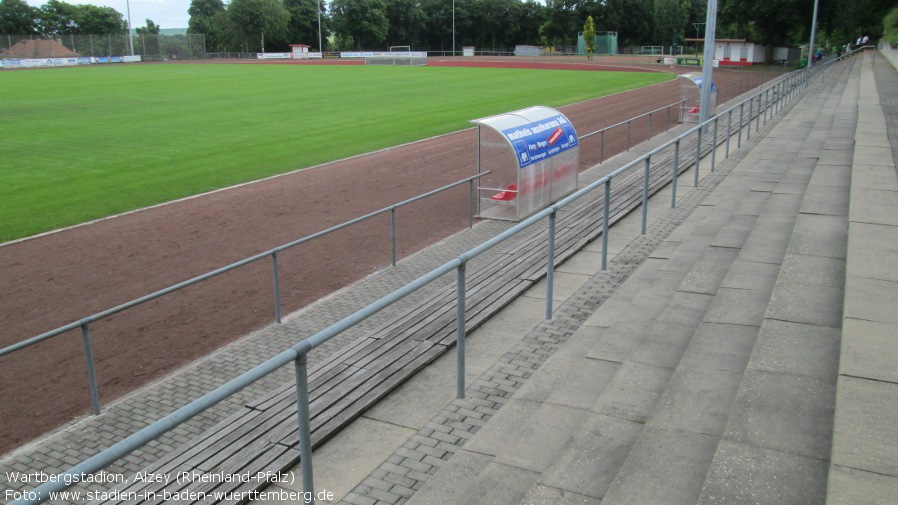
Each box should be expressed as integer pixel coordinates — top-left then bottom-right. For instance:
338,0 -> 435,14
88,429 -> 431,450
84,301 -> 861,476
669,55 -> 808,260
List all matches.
470,105 -> 562,134
680,71 -> 717,91
471,106 -> 578,169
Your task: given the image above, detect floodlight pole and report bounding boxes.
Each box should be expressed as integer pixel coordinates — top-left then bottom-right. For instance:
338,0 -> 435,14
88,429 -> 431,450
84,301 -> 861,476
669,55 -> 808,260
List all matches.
698,0 -> 717,129
317,0 -> 323,52
452,0 -> 456,56
808,0 -> 819,63
125,0 -> 134,55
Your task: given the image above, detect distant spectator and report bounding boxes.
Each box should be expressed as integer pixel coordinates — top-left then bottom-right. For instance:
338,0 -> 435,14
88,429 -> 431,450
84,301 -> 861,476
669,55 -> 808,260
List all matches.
862,35 -> 869,46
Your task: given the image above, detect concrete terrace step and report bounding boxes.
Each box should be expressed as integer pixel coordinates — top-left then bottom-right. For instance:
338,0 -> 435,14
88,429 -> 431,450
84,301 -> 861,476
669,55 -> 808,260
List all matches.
693,56 -> 857,505
390,57 -> 860,505
826,50 -> 898,503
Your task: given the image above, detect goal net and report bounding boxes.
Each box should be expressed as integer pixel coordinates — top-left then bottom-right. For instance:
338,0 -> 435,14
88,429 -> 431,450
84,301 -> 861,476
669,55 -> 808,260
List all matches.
364,51 -> 427,66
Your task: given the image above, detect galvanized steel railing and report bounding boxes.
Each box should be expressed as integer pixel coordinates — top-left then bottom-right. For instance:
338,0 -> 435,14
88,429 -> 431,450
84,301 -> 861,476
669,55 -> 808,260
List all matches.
580,99 -> 686,164
0,171 -> 490,415
10,50 -> 858,504
0,97 -> 710,417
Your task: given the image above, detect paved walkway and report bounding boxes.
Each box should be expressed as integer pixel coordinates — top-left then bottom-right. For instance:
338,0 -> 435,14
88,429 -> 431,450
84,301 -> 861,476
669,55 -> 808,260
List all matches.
244,52 -> 895,505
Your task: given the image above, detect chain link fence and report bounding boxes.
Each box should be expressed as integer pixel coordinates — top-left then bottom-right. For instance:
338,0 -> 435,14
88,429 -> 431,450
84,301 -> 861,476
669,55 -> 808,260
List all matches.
0,34 -> 206,61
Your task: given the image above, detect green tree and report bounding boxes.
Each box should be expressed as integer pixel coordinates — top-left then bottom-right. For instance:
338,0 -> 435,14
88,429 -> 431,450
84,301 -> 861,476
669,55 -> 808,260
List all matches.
188,0 -> 224,33
73,4 -> 127,34
419,0 -> 455,52
467,0 -> 524,50
653,0 -> 688,46
228,0 -> 290,52
0,0 -> 37,34
329,0 -> 388,50
188,0 -> 227,51
37,0 -> 77,35
518,0 -> 546,46
135,18 -> 160,35
819,0 -> 892,44
384,0 -> 424,48
719,0 -> 801,47
283,0 -> 328,50
886,7 -> 898,46
541,0 -> 578,47
583,14 -> 595,58
34,0 -> 126,36
604,0 -> 653,47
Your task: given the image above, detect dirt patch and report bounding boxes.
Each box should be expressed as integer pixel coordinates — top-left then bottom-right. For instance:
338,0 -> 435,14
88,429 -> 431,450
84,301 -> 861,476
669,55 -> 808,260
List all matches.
0,59 -> 762,455
1,39 -> 76,58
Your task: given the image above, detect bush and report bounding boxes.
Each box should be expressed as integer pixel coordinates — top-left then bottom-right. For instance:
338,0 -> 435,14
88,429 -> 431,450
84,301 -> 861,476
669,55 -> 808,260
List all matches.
885,7 -> 898,47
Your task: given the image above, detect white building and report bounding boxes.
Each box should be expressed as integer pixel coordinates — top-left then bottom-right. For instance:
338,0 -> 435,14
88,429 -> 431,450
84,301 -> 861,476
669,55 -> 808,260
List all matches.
686,38 -> 766,66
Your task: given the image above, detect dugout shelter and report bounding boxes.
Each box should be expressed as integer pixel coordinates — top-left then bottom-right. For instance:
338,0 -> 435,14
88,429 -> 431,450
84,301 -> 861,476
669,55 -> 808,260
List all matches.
679,72 -> 717,123
471,106 -> 579,221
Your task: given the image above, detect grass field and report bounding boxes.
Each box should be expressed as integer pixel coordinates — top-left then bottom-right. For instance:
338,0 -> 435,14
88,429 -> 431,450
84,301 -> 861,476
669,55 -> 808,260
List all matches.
0,63 -> 672,243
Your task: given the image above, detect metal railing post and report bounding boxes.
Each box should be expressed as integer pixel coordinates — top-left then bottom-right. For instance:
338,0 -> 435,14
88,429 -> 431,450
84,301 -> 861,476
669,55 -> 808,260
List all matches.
456,263 -> 466,398
755,95 -> 761,131
647,112 -> 653,144
672,139 -> 680,208
694,128 -> 701,187
600,130 -> 605,164
773,87 -> 778,117
390,208 -> 397,266
747,98 -> 753,141
294,353 -> 314,505
778,81 -> 784,113
666,104 -> 671,131
468,179 -> 474,228
601,180 -> 611,271
81,322 -> 101,415
641,158 -> 650,235
780,77 -> 790,111
726,109 -> 732,159
711,117 -> 718,173
546,211 -> 556,319
272,252 -> 281,324
738,102 -> 744,148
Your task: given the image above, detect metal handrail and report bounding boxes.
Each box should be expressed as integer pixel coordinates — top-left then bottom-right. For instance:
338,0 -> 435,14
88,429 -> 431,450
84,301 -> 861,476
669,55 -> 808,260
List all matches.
578,99 -> 686,164
580,99 -> 686,140
0,84 -> 743,413
0,171 -> 490,412
12,52 -> 857,504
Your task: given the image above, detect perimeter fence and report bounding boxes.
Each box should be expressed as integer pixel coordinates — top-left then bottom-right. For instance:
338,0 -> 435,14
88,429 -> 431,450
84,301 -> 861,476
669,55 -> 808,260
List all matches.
10,44 -> 862,505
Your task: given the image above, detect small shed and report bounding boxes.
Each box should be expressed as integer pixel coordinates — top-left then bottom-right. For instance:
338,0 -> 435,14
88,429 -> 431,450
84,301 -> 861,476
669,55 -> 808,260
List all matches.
471,106 -> 579,221
679,72 -> 717,122
684,38 -> 764,66
290,44 -> 310,55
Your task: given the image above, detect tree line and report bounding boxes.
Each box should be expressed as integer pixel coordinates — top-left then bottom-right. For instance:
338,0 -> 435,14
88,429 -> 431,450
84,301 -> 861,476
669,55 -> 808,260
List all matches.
0,0 -> 127,36
2,0 -> 894,59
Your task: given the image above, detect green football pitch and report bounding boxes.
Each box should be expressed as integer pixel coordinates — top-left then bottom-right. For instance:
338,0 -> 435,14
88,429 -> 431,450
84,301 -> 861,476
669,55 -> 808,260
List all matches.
0,63 -> 672,243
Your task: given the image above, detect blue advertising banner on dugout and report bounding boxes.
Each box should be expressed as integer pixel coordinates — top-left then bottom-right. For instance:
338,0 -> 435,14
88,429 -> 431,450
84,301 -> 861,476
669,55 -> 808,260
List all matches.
501,115 -> 578,168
